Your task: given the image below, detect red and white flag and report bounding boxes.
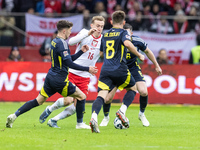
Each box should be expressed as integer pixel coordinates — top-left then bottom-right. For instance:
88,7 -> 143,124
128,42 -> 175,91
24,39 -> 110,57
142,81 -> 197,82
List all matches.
25,14 -> 83,46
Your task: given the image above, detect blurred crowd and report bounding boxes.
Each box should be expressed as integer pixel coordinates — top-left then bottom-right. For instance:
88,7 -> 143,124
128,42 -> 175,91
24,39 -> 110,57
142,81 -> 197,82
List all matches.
1,0 -> 200,46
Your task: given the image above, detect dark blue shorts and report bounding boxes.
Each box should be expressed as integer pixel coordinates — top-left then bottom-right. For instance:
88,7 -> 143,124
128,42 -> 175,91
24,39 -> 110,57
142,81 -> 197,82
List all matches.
129,61 -> 145,82
40,73 -> 76,98
98,67 -> 135,92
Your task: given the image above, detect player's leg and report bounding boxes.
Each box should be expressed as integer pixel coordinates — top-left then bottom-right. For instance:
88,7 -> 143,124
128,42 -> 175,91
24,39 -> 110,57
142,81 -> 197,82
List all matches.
90,90 -> 109,133
39,97 -> 74,123
100,86 -> 118,126
136,81 -> 150,126
115,70 -> 137,128
47,101 -> 76,128
116,85 -> 137,128
69,86 -> 90,129
6,94 -> 47,128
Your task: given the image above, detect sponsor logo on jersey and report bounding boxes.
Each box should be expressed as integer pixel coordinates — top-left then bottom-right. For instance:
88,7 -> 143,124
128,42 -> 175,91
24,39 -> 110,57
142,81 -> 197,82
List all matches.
63,51 -> 69,57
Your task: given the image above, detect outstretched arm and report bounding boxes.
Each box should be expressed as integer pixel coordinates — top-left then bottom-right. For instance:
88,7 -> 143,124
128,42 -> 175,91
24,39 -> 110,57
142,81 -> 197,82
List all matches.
68,28 -> 97,46
144,47 -> 162,75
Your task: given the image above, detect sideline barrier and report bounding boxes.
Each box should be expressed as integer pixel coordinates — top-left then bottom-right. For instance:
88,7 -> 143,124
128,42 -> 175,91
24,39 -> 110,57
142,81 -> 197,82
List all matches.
0,62 -> 199,104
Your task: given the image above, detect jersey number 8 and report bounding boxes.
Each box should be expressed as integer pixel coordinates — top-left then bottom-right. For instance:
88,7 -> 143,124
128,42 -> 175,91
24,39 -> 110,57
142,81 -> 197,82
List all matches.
106,40 -> 115,59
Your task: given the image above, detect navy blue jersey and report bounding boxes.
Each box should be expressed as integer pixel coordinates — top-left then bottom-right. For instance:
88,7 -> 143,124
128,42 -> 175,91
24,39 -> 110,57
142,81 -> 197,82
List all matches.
126,36 -> 147,68
100,28 -> 131,71
48,37 -> 71,78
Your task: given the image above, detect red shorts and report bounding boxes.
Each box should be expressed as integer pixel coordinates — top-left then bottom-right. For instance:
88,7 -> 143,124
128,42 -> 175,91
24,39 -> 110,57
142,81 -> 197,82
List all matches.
68,72 -> 90,97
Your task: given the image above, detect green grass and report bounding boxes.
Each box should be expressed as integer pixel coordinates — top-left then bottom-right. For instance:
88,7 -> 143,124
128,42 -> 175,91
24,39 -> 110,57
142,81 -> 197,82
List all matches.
0,102 -> 200,150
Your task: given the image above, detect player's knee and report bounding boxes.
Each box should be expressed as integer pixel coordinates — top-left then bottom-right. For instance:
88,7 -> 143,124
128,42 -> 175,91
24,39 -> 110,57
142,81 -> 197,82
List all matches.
139,90 -> 148,97
64,98 -> 73,106
104,97 -> 112,104
77,93 -> 86,100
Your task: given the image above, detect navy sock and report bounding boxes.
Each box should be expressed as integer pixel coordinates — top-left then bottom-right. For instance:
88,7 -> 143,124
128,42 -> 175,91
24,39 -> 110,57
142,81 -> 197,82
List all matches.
92,96 -> 104,115
103,103 -> 111,117
140,95 -> 148,113
15,99 -> 39,117
123,90 -> 136,108
76,99 -> 86,123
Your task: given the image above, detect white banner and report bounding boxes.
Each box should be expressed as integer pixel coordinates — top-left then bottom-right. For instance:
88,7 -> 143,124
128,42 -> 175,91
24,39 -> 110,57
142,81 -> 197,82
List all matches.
133,31 -> 196,64
25,14 -> 83,46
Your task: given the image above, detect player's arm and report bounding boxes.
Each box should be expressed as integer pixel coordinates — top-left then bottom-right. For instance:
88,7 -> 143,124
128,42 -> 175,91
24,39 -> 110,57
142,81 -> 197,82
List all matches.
68,28 -> 97,46
71,45 -> 89,61
144,47 -> 162,75
124,40 -> 144,62
64,58 -> 97,75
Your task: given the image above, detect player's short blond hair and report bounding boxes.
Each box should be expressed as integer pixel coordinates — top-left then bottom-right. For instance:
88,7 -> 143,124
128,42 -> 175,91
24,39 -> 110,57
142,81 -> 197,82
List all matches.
91,16 -> 105,24
111,10 -> 126,24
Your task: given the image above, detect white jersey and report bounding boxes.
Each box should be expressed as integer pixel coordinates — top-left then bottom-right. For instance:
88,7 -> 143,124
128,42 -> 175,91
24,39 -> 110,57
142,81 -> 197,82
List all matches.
68,29 -> 102,78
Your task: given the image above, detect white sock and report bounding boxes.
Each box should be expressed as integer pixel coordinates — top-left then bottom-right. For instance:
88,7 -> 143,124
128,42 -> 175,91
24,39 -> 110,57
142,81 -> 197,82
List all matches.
139,111 -> 144,116
52,103 -> 76,121
104,116 -> 109,119
91,113 -> 98,123
120,104 -> 127,115
48,97 -> 64,112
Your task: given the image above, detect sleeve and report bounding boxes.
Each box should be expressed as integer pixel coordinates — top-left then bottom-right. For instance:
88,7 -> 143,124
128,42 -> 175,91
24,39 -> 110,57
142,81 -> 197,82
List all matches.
100,38 -> 103,52
58,40 -> 89,71
121,30 -> 131,43
71,50 -> 84,61
58,40 -> 71,61
137,37 -> 147,52
68,29 -> 89,46
63,57 -> 89,71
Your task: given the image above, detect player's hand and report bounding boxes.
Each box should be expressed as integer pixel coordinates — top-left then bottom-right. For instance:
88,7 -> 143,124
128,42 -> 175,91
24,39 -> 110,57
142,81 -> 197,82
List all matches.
138,54 -> 145,62
155,66 -> 162,75
89,66 -> 98,75
88,28 -> 97,35
81,45 -> 89,53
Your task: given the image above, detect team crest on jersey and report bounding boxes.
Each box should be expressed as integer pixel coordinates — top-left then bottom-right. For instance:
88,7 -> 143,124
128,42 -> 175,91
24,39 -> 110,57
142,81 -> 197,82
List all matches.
91,40 -> 98,47
126,35 -> 131,40
63,51 -> 68,57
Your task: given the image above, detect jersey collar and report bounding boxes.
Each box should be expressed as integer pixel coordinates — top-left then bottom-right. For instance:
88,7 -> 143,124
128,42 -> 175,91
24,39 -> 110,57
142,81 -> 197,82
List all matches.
92,34 -> 101,39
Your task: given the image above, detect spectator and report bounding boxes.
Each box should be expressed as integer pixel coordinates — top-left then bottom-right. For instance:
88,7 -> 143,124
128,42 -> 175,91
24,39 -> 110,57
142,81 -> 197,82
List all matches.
94,1 -> 105,14
82,9 -> 91,29
188,6 -> 198,32
44,0 -> 62,13
189,34 -> 200,64
61,0 -> 77,13
127,1 -> 141,22
35,0 -> 45,14
129,10 -> 144,31
7,46 -> 24,62
39,30 -> 57,62
156,48 -> 174,65
173,9 -> 191,34
0,15 -> 15,46
142,2 -> 154,31
150,12 -> 174,34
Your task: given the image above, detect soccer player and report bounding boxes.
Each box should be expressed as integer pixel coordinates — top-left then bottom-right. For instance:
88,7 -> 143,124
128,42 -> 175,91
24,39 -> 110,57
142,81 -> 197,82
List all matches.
89,10 -> 145,133
100,23 -> 162,127
39,16 -> 105,129
6,20 -> 98,128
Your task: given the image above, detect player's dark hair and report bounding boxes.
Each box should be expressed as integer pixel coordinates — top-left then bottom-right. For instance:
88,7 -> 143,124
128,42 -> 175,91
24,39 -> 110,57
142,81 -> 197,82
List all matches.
123,23 -> 132,31
57,20 -> 73,31
111,10 -> 126,24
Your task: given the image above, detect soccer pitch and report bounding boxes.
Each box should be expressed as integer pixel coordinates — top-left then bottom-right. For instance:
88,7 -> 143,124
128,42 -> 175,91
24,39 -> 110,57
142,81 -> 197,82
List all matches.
0,102 -> 199,150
